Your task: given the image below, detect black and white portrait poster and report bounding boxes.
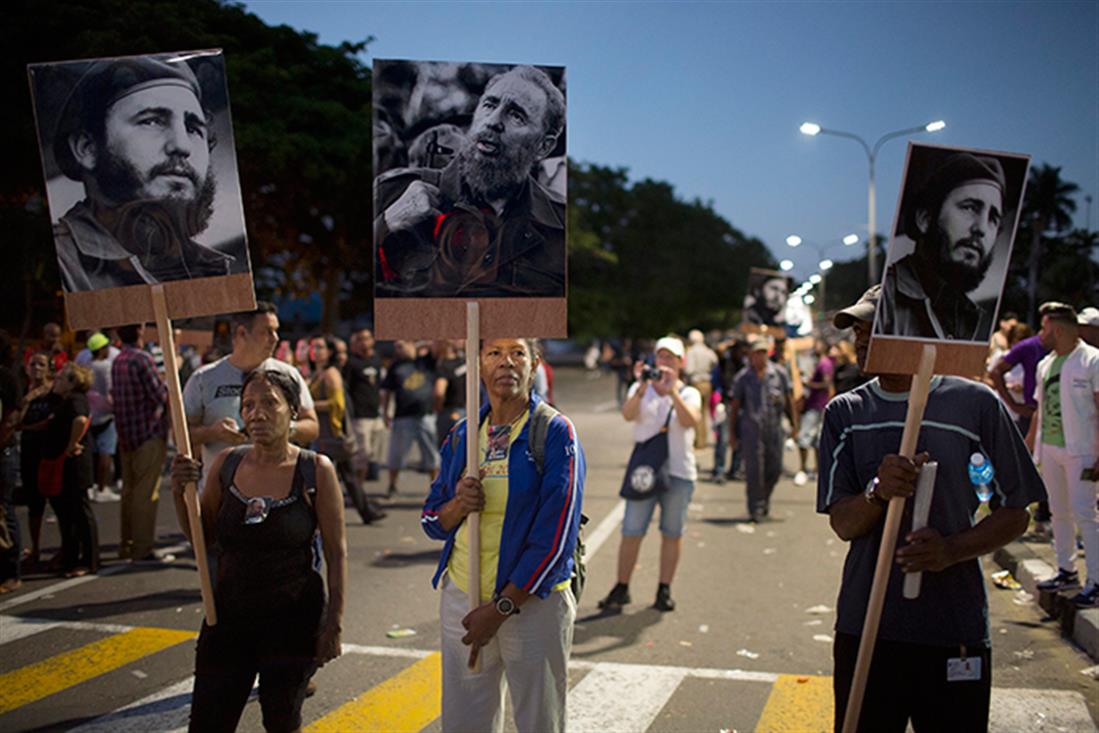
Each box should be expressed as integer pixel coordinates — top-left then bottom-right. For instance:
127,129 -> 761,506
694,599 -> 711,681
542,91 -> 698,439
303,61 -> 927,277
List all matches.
873,142 -> 1030,345
742,267 -> 791,329
373,58 -> 567,304
27,50 -> 254,329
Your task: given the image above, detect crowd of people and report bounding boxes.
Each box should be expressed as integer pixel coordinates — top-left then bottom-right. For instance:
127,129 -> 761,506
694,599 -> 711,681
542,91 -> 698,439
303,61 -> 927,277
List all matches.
0,305 -> 564,594
0,288 -> 1096,732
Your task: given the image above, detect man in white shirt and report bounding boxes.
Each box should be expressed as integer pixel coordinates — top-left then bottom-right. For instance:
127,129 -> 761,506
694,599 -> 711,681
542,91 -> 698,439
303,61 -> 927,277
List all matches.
1027,302 -> 1099,608
183,302 -> 319,484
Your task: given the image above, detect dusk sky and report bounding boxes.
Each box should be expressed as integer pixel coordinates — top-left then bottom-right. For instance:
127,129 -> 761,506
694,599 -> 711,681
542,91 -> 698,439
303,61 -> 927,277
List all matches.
244,1 -> 1098,281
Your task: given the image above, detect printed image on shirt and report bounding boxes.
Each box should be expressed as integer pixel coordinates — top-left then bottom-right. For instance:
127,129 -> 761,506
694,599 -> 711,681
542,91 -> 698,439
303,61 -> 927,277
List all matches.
484,423 -> 511,465
374,59 -> 566,299
1041,359 -> 1065,447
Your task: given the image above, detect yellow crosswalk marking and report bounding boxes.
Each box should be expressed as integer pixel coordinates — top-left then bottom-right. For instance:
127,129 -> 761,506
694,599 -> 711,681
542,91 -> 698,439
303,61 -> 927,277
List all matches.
0,626 -> 195,715
755,673 -> 833,733
306,652 -> 442,733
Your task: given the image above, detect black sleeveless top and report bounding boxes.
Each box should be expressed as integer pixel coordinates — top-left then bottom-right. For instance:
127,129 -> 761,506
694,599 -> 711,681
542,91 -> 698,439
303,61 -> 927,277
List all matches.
214,447 -> 323,622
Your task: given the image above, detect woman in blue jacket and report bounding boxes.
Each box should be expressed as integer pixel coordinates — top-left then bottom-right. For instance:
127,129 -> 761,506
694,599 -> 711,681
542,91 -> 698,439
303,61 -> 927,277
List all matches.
421,338 -> 585,733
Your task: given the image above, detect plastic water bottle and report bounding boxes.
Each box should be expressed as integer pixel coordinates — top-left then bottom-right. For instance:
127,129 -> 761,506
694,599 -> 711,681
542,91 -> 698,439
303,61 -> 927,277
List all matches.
968,452 -> 995,503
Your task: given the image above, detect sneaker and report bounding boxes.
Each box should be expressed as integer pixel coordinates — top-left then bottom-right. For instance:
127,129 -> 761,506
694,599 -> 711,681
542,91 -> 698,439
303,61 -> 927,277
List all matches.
386,484 -> 397,499
92,489 -> 121,503
1070,583 -> 1099,608
1036,568 -> 1080,592
131,552 -> 177,566
653,584 -> 676,612
597,583 -> 631,610
794,471 -> 808,486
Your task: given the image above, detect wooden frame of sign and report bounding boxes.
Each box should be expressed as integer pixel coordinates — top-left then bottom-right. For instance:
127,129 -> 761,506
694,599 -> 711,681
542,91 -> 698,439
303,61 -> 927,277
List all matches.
865,142 -> 1031,377
374,298 -> 566,340
28,49 -> 258,626
843,141 -> 1030,732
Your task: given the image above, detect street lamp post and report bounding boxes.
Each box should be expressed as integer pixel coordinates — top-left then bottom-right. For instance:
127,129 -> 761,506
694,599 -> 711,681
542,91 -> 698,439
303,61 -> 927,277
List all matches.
785,233 -> 858,316
800,120 -> 946,287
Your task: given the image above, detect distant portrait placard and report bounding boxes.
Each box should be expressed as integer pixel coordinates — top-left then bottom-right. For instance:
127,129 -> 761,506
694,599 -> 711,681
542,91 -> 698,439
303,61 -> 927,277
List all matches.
741,268 -> 791,335
373,58 -> 567,338
27,49 -> 254,329
867,142 -> 1030,376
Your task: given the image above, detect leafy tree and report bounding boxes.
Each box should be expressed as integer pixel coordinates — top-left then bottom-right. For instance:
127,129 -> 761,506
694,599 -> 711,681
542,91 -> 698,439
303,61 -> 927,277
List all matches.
1,0 -> 374,335
1022,163 -> 1079,323
568,162 -> 775,339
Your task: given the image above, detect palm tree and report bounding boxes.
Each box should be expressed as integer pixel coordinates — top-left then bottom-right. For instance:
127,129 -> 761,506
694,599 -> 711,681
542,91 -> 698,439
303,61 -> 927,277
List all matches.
1024,164 -> 1079,324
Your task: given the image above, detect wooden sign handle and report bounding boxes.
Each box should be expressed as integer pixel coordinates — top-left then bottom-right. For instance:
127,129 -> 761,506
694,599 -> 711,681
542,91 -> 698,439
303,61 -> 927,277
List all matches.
842,345 -> 936,733
150,285 -> 218,626
465,302 -> 481,670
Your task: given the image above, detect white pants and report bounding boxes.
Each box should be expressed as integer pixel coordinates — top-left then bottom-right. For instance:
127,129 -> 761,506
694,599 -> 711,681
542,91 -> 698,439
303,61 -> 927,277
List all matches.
1039,444 -> 1099,584
440,576 -> 575,733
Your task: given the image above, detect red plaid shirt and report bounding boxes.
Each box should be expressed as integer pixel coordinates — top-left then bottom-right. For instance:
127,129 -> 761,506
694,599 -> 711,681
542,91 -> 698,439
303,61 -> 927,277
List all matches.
110,345 -> 168,451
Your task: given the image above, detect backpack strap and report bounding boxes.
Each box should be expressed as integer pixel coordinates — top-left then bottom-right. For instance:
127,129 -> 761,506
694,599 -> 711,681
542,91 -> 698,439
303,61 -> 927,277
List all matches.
297,448 -> 318,514
217,445 -> 250,492
529,400 -> 561,475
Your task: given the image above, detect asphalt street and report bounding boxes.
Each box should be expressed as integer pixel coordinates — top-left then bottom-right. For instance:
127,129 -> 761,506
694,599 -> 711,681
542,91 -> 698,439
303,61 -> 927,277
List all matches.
0,366 -> 1096,732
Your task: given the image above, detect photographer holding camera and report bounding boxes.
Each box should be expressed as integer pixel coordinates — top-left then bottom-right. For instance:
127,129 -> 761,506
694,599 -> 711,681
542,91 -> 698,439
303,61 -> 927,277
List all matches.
598,336 -> 701,613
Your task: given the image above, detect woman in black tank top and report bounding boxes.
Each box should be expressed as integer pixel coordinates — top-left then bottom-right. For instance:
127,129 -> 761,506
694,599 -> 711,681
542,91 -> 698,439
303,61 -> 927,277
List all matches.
170,369 -> 347,733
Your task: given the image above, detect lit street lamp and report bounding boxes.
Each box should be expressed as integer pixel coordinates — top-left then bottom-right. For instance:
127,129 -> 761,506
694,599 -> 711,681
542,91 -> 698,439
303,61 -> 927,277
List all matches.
784,233 -> 858,315
800,119 -> 946,287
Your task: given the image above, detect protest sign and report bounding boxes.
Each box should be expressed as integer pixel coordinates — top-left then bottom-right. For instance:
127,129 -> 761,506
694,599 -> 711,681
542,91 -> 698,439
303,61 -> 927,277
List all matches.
741,267 -> 790,338
866,142 -> 1030,376
372,58 -> 567,338
27,50 -> 254,331
27,49 -> 259,624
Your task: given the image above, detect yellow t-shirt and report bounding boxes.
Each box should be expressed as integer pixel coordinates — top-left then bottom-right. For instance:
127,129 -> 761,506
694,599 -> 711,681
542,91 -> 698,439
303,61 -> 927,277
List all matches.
448,412 -> 528,602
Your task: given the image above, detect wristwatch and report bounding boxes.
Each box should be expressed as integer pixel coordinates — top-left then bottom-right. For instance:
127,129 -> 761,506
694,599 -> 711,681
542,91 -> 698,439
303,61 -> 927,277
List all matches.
493,595 -> 520,617
864,477 -> 887,507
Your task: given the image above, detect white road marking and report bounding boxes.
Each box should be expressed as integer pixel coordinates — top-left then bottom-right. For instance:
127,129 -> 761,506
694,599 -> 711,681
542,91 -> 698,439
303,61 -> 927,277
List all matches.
566,661 -> 686,732
67,678 -> 194,733
0,615 -> 136,646
6,613 -> 1094,733
583,499 -> 625,561
0,542 -> 192,613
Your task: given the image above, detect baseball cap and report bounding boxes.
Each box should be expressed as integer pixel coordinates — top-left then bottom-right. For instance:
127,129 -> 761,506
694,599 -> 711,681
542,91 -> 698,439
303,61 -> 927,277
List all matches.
833,285 -> 882,330
86,332 -> 109,352
749,337 -> 771,352
654,336 -> 684,359
1078,307 -> 1099,327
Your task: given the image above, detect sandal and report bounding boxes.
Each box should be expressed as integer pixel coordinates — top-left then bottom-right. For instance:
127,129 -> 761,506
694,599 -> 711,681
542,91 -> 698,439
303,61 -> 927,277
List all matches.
0,578 -> 23,593
64,567 -> 89,578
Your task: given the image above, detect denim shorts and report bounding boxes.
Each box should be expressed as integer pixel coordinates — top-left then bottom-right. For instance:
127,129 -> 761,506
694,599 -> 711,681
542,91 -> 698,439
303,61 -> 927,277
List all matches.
91,420 -> 117,455
621,475 -> 695,538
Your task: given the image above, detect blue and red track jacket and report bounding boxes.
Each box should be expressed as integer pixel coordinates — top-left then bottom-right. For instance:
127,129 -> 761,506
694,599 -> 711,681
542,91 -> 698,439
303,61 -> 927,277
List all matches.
421,394 -> 585,599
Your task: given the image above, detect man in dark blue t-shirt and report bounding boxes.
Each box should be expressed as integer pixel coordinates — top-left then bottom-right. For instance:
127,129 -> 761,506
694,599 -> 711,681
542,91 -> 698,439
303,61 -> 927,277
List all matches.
381,340 -> 439,497
818,286 -> 1044,732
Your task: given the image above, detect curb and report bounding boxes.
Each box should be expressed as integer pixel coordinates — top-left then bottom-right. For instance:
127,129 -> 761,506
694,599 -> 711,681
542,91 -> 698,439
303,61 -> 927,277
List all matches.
993,542 -> 1099,663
